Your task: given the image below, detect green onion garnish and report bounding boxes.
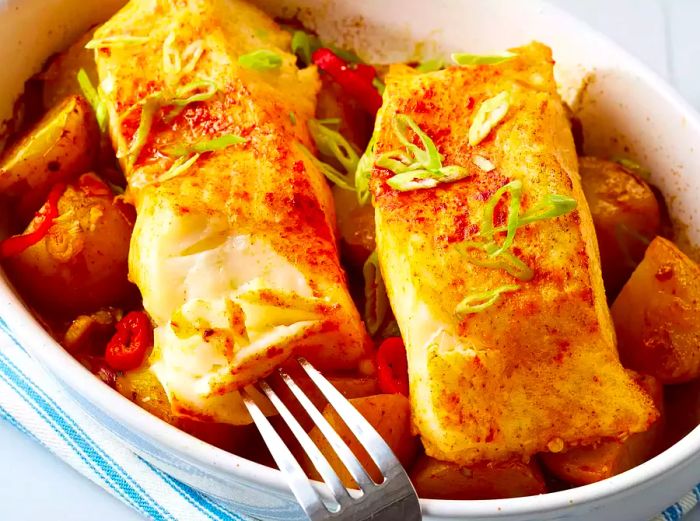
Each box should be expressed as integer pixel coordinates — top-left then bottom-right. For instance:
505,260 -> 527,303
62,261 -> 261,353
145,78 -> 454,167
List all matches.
164,80 -> 218,121
238,50 -> 282,70
516,194 -> 577,228
328,44 -> 364,64
291,30 -> 321,66
162,33 -> 181,75
376,114 -> 469,191
451,52 -> 515,66
77,69 -> 108,132
611,156 -> 651,180
158,153 -> 200,183
480,180 -> 523,257
355,132 -> 377,206
467,250 -> 535,281
469,91 -> 510,146
363,250 -> 389,335
298,144 -> 355,191
85,35 -> 149,49
416,59 -> 445,73
308,119 -> 360,175
125,95 -> 161,168
289,112 -> 297,125
372,77 -> 386,95
455,284 -> 520,315
167,134 -> 247,156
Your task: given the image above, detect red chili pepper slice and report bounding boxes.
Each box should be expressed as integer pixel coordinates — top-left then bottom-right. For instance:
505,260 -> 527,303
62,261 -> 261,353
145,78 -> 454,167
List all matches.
0,182 -> 66,258
312,47 -> 382,115
105,311 -> 153,371
376,337 -> 409,396
78,173 -> 112,197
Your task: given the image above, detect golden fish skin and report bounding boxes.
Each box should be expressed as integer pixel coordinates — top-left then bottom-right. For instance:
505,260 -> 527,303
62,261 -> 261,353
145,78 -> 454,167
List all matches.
94,0 -> 370,424
371,42 -> 657,464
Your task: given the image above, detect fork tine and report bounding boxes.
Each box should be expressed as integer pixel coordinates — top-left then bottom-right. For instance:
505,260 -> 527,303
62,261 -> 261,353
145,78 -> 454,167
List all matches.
241,386 -> 328,520
258,379 -> 352,508
297,358 -> 400,479
279,368 -> 376,492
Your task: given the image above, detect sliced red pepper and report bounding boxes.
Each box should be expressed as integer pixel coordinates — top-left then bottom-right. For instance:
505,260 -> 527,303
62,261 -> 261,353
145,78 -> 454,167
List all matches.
105,311 -> 153,371
376,337 -> 409,396
78,173 -> 112,198
0,182 -> 66,258
312,47 -> 382,115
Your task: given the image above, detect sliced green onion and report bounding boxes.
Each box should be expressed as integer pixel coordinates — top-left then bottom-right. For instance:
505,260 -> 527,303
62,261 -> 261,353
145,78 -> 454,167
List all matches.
298,143 -> 355,191
416,59 -> 445,73
387,169 -> 440,191
291,30 -> 321,66
181,40 -> 205,75
469,91 -> 510,146
316,117 -> 341,127
328,45 -> 363,64
467,251 -> 535,281
238,49 -> 282,70
158,153 -> 200,183
393,114 -> 442,170
516,194 -> 577,227
162,33 -> 182,75
172,80 -> 218,105
611,156 -> 651,180
77,69 -> 108,132
308,119 -> 360,175
167,134 -> 247,156
125,95 -> 161,168
85,35 -> 149,49
372,77 -> 386,95
480,180 -> 523,257
451,52 -> 515,66
355,132 -> 377,205
289,112 -> 297,125
363,250 -> 389,335
455,284 -> 520,316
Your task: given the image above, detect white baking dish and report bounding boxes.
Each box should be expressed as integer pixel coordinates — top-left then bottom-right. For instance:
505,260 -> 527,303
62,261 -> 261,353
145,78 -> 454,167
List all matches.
1,0 -> 699,519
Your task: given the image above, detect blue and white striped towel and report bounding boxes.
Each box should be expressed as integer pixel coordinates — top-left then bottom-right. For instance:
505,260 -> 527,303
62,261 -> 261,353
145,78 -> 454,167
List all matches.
0,317 -> 697,521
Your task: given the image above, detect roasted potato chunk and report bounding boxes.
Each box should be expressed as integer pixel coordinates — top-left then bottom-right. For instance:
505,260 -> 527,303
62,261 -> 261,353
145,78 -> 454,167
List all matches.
300,394 -> 418,487
0,96 -> 99,223
410,456 -> 546,500
5,174 -> 133,315
611,237 -> 700,383
116,368 -> 254,452
579,157 -> 660,296
41,29 -> 98,109
541,373 -> 663,485
332,185 -> 376,267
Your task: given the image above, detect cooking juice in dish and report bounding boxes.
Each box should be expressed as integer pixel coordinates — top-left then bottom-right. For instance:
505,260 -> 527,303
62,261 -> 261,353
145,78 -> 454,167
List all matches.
1,0 -> 699,498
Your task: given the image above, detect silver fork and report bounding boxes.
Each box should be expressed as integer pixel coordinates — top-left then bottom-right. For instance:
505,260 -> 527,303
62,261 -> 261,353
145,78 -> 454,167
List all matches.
242,357 -> 422,520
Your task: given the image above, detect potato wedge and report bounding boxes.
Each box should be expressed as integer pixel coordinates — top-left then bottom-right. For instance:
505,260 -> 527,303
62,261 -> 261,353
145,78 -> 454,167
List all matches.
579,157 -> 660,296
611,237 -> 700,383
41,29 -> 98,109
5,174 -> 134,315
116,368 -> 254,452
410,456 -> 546,500
300,394 -> 418,487
0,95 -> 99,223
541,373 -> 664,485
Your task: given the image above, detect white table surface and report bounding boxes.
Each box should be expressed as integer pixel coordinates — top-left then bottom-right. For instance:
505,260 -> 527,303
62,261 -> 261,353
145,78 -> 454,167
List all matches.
1,1 -> 699,520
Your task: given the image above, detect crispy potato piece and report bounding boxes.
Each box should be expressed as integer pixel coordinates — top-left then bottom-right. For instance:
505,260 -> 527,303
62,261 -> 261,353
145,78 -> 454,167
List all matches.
611,237 -> 700,383
116,368 -> 253,452
328,375 -> 379,400
579,157 -> 660,296
41,29 -> 97,109
300,394 -> 418,487
541,373 -> 664,485
0,95 -> 99,223
5,174 -> 133,315
410,456 -> 546,500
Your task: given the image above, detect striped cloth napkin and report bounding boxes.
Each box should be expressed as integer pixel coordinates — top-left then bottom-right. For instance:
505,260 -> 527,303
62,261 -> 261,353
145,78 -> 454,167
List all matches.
0,315 -> 697,521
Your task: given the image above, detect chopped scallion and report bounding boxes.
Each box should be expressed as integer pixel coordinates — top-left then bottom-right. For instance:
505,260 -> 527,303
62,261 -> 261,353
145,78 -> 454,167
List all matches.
238,49 -> 282,70
611,156 -> 651,180
167,134 -> 247,156
158,153 -> 200,183
415,59 -> 445,73
455,284 -> 520,315
469,91 -> 510,146
480,179 -> 522,257
77,69 -> 108,132
451,52 -> 515,66
291,30 -> 321,66
298,143 -> 355,191
308,118 -> 360,175
355,132 -> 377,205
289,112 -> 296,125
